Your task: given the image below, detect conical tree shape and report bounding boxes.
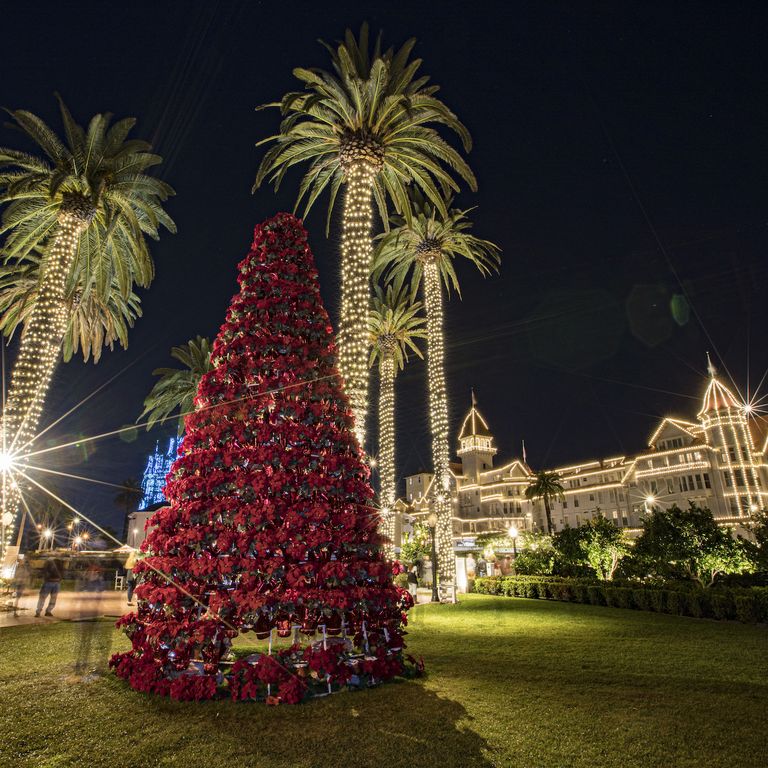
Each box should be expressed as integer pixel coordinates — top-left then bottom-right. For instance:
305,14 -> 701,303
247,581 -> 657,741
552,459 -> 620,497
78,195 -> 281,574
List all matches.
112,214 -> 412,702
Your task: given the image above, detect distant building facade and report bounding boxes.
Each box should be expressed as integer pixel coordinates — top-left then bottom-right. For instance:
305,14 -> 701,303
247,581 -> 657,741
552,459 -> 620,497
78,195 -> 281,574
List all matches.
402,366 -> 767,543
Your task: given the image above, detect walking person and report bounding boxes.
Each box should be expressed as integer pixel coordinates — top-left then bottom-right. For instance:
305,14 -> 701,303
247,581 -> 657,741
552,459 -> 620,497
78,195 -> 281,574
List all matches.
125,549 -> 139,605
35,557 -> 63,617
407,563 -> 419,602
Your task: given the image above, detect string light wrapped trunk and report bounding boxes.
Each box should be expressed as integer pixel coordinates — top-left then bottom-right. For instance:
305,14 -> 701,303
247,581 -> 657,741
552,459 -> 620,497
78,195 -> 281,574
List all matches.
422,257 -> 456,587
337,157 -> 378,450
1,196 -> 93,552
378,353 -> 396,558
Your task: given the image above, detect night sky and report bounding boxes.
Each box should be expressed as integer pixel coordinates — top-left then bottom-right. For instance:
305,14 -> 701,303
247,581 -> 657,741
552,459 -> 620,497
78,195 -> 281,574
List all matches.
4,1 -> 768,534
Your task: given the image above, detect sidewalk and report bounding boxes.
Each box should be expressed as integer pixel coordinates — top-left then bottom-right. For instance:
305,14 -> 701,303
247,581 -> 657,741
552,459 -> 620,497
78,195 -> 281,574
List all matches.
0,590 -> 130,628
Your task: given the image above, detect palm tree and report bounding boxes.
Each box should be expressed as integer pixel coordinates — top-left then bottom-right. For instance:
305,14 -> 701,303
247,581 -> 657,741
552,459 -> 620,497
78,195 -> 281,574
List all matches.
368,284 -> 425,557
0,97 -> 175,547
253,23 -> 475,449
524,471 -> 565,534
375,194 -> 500,585
0,247 -> 143,363
0,98 -> 175,441
139,336 -> 213,434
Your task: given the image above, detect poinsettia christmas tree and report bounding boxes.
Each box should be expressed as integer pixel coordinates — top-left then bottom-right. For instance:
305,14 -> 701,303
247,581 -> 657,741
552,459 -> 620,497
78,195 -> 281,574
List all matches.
112,213 -> 414,702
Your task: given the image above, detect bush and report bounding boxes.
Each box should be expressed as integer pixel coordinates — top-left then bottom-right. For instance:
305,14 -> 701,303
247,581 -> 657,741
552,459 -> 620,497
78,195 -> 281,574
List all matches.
471,576 -> 767,624
586,586 -> 604,606
734,595 -> 758,624
681,589 -> 706,619
632,589 -> 650,611
650,590 -> 664,613
710,593 -> 735,621
664,590 -> 680,616
393,573 -> 409,590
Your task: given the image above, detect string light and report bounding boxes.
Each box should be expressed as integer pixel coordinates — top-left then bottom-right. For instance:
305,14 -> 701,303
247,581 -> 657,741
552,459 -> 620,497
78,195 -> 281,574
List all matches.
422,258 -> 455,585
1,201 -> 92,555
337,161 -> 376,450
378,353 -> 396,558
405,363 -> 768,537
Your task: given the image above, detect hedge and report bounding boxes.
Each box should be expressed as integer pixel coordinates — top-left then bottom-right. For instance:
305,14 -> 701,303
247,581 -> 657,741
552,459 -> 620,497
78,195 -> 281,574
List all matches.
472,576 -> 768,623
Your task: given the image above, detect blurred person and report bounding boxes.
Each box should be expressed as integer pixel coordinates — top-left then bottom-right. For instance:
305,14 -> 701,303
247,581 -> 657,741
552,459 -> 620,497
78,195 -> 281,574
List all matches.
73,560 -> 110,680
35,557 -> 63,617
11,556 -> 30,617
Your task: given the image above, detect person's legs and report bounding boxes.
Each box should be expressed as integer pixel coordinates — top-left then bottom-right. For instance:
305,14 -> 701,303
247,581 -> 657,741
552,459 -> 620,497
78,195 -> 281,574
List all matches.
35,582 -> 51,616
45,582 -> 60,614
127,577 -> 135,603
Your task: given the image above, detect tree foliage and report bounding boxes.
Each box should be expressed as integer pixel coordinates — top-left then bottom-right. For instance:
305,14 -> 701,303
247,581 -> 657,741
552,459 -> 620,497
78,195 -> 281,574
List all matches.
253,24 -> 475,231
139,336 -> 213,434
0,95 -> 175,298
632,503 -> 752,587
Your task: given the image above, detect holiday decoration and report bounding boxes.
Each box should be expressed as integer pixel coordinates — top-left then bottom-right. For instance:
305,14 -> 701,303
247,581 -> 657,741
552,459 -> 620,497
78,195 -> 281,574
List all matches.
111,213 -> 416,703
139,437 -> 182,508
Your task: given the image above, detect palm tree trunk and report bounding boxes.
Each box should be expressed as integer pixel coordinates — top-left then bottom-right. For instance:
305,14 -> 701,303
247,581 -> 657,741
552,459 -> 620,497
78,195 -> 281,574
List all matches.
544,496 -> 553,534
378,354 -> 396,559
423,259 -> 456,587
2,215 -> 83,552
338,163 -> 375,451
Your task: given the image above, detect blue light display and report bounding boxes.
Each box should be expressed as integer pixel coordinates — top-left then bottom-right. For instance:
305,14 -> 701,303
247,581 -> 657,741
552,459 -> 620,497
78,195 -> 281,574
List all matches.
140,437 -> 181,508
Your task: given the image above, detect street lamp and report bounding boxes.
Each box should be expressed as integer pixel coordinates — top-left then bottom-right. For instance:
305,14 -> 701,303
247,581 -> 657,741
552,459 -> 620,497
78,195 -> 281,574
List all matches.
427,511 -> 439,603
508,525 -> 518,575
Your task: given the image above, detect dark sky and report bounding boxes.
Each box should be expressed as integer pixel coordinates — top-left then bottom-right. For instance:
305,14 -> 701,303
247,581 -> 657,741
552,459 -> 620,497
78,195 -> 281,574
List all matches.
4,1 -> 768,534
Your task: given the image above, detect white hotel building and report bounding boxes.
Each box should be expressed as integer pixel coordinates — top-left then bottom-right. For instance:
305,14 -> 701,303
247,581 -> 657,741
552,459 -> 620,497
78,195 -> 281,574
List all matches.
401,367 -> 768,542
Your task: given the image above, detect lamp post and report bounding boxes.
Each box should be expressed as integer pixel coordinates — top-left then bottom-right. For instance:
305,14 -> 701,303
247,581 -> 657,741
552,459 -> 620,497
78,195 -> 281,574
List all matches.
427,511 -> 439,603
508,525 -> 518,575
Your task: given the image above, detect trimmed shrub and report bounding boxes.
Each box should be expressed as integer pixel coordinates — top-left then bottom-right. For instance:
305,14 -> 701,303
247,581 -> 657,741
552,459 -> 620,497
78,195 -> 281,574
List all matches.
734,595 -> 758,624
472,576 -> 766,624
710,593 -> 735,621
664,590 -> 680,616
632,589 -> 651,611
587,586 -> 605,606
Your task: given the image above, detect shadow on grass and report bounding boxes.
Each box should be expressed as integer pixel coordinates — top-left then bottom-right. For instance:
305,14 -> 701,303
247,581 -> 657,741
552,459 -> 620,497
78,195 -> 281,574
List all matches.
118,676 -> 493,768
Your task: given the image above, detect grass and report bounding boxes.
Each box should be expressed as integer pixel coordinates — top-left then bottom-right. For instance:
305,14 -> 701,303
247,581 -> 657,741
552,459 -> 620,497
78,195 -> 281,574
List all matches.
0,594 -> 766,768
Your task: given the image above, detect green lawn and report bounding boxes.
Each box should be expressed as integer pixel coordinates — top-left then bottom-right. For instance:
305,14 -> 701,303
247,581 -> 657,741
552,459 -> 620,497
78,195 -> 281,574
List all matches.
1,595 -> 766,768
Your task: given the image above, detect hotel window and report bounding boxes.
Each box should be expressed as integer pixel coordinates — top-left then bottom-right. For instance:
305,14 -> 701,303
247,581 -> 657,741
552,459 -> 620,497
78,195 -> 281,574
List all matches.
735,469 -> 745,487
563,500 -> 568,509
729,499 -> 739,516
575,515 -> 581,525
741,446 -> 749,460
589,493 -> 595,501
574,498 -> 580,507
703,473 -> 711,489
724,471 -> 733,488
622,516 -> 628,526
728,447 -> 736,461
695,475 -> 703,490
667,479 -> 674,494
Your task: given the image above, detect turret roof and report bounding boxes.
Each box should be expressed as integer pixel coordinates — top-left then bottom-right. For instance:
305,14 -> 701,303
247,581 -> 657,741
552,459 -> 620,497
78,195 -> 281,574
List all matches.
699,356 -> 741,416
459,392 -> 493,439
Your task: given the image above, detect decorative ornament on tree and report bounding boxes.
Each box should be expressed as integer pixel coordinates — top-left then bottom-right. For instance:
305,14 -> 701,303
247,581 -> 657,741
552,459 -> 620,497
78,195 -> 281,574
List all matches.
111,213 -> 417,702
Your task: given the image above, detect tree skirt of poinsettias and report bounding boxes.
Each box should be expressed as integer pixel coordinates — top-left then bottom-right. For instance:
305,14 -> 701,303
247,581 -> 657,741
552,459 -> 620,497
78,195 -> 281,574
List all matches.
110,214 -> 423,703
